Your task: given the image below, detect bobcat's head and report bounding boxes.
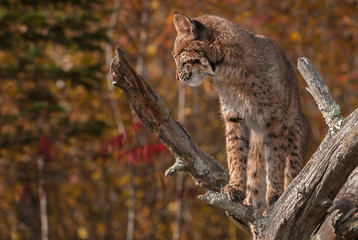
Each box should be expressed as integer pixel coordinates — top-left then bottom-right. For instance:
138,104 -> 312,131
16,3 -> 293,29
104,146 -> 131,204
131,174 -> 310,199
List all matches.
172,13 -> 215,87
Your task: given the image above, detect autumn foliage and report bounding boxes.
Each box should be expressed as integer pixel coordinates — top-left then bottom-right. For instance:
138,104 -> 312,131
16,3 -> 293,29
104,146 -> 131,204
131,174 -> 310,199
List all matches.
100,122 -> 168,164
0,0 -> 357,239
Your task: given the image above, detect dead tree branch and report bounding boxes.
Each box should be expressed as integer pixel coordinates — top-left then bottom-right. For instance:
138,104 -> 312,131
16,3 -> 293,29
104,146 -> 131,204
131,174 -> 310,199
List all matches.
110,47 -> 229,190
298,57 -> 358,239
297,57 -> 344,132
110,47 -> 358,239
198,191 -> 267,234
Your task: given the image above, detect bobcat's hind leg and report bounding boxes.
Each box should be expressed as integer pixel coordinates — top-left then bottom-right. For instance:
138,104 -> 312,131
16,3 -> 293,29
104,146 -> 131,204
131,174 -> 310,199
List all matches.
264,125 -> 287,207
284,116 -> 310,189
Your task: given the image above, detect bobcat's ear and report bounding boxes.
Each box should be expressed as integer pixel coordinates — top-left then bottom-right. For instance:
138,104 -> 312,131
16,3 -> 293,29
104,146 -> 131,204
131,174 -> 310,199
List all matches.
173,13 -> 200,39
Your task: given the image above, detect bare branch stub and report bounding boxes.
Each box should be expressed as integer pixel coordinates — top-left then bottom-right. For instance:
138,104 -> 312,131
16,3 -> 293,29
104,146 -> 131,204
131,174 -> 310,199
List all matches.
297,57 -> 358,239
199,191 -> 267,234
165,157 -> 186,176
297,57 -> 344,132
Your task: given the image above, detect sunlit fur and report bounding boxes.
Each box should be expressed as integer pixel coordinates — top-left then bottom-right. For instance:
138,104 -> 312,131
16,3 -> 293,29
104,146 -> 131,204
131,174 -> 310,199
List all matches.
173,13 -> 310,213
173,41 -> 214,86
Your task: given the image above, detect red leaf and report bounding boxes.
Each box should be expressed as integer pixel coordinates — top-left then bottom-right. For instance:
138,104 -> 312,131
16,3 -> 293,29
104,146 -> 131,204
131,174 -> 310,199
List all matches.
118,152 -> 125,164
116,134 -> 124,149
38,136 -> 53,161
101,141 -> 109,161
142,145 -> 149,159
19,185 -> 32,203
128,149 -> 136,164
132,122 -> 141,133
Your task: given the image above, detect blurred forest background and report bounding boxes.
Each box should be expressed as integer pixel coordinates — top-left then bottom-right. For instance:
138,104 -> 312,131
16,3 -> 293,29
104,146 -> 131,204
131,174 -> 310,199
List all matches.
0,0 -> 357,239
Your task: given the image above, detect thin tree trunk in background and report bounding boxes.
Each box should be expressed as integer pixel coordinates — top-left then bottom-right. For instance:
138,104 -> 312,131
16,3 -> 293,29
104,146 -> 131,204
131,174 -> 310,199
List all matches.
127,1 -> 151,240
38,157 -> 49,240
192,88 -> 200,114
126,165 -> 136,240
104,1 -> 122,239
101,163 -> 112,240
173,173 -> 184,240
172,83 -> 186,240
106,0 -> 125,134
136,0 -> 150,76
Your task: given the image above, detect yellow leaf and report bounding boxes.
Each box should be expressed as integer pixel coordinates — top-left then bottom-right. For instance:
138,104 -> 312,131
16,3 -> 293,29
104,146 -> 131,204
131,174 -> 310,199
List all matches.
150,0 -> 159,10
91,171 -> 102,180
290,32 -> 301,42
146,44 -> 157,56
77,227 -> 89,239
96,223 -> 105,236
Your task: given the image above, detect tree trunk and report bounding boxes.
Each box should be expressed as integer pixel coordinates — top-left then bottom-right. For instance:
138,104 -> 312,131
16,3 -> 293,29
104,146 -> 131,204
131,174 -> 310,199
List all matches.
126,1 -> 151,239
126,165 -> 136,240
38,157 -> 49,240
110,47 -> 358,239
106,0 -> 125,134
172,83 -> 186,240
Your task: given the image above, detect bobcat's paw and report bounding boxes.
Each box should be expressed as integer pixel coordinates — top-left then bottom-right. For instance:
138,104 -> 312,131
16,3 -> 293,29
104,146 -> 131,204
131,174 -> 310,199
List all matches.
221,184 -> 246,202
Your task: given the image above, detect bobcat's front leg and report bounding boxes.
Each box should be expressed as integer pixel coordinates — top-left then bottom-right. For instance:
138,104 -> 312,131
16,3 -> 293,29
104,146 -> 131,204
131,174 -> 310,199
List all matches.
221,116 -> 249,202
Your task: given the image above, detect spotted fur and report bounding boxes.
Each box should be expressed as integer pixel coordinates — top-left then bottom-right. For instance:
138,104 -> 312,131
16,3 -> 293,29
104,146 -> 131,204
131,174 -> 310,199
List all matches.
172,13 -> 310,212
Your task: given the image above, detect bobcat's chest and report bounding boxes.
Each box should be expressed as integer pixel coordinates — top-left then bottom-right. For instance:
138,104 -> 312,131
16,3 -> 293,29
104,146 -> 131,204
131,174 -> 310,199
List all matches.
219,89 -> 247,117
218,87 -> 267,129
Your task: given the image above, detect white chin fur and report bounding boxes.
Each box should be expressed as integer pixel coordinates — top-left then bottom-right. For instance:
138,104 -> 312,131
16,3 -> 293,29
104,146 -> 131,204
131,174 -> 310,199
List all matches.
186,79 -> 204,87
185,71 -> 205,87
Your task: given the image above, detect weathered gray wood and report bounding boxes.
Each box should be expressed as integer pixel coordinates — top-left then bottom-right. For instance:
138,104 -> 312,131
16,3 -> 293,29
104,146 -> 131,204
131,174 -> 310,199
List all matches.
311,208 -> 358,240
261,108 -> 358,239
198,191 -> 267,234
297,57 -> 344,132
312,167 -> 358,239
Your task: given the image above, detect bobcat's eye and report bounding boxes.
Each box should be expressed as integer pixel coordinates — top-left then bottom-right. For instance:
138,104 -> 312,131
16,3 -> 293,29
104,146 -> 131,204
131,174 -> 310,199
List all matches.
182,59 -> 200,65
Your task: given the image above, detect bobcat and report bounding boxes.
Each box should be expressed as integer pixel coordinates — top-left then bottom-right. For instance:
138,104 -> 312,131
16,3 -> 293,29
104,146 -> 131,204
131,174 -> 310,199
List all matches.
172,13 -> 309,211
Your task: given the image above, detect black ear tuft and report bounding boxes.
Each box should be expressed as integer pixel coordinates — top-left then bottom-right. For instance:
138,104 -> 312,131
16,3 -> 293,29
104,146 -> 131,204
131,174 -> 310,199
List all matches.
191,20 -> 204,40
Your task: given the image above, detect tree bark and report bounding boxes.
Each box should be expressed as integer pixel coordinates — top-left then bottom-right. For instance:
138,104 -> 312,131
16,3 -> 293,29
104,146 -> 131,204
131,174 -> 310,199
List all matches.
311,167 -> 358,240
110,47 -> 358,239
